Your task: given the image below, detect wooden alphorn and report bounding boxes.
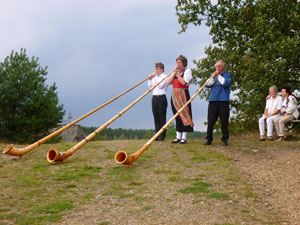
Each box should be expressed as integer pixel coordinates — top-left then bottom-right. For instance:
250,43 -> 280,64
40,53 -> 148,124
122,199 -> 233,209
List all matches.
47,71 -> 174,163
115,76 -> 214,167
3,77 -> 149,158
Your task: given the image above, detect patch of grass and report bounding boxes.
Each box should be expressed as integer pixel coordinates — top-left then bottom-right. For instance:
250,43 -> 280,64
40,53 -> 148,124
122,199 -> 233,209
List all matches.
103,149 -> 114,153
241,209 -> 250,213
191,154 -> 206,161
179,181 -> 212,194
179,186 -> 208,194
134,196 -> 146,202
106,166 -> 138,181
33,201 -> 74,214
83,165 -> 102,172
99,222 -> 110,225
141,206 -> 152,211
63,184 -> 76,189
31,163 -> 50,173
105,154 -> 114,159
55,166 -> 100,181
128,181 -> 142,185
153,169 -> 171,174
208,192 -> 228,199
171,170 -> 181,175
192,181 -> 212,187
23,189 -> 43,196
119,192 -> 134,198
85,143 -> 104,149
172,158 -> 184,163
17,176 -> 42,187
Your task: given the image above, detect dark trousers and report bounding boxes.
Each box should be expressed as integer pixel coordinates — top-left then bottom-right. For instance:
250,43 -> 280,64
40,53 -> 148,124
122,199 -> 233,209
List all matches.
152,95 -> 167,139
206,101 -> 229,142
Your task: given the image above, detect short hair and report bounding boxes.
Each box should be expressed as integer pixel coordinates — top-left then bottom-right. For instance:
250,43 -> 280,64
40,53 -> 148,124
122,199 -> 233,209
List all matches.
176,55 -> 188,68
155,62 -> 164,71
215,60 -> 226,68
269,86 -> 277,92
282,86 -> 291,95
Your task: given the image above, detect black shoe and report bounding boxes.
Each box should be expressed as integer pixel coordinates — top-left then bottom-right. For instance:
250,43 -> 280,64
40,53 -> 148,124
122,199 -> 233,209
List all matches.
158,137 -> 165,141
179,139 -> 187,144
222,141 -> 228,146
203,140 -> 212,145
171,138 -> 180,144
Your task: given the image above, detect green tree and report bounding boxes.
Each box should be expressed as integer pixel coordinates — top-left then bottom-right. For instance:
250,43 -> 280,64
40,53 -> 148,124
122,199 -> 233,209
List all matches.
176,0 -> 300,132
0,49 -> 65,143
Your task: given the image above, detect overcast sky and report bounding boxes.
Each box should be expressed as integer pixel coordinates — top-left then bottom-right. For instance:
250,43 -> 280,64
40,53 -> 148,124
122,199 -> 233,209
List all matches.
0,0 -> 212,132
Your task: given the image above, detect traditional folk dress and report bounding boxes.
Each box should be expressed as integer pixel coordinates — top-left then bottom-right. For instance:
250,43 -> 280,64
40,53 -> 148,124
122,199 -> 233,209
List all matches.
171,69 -> 194,133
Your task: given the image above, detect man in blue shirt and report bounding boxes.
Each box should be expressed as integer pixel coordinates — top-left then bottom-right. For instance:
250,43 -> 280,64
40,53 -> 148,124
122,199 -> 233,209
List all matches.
204,60 -> 231,146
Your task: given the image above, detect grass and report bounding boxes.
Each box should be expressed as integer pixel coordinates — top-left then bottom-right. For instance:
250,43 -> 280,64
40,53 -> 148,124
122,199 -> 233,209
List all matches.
0,138 -> 283,224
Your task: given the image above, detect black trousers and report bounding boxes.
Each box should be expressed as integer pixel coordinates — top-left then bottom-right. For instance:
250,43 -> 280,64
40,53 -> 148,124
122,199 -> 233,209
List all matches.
152,95 -> 167,139
206,101 -> 229,142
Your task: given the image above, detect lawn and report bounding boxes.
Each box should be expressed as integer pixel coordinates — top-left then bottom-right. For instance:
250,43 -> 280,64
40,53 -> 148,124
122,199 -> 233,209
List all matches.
0,138 -> 283,224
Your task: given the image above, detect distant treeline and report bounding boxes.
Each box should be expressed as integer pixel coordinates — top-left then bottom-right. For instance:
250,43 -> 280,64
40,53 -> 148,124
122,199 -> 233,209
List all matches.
81,123 -> 206,141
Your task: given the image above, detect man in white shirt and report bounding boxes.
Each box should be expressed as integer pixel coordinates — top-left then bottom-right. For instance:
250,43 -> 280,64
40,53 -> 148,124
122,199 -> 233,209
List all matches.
148,62 -> 168,141
258,86 -> 283,141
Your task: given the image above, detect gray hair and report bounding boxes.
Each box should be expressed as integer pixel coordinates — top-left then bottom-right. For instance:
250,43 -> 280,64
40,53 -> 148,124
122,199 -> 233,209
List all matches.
215,60 -> 226,68
269,86 -> 277,92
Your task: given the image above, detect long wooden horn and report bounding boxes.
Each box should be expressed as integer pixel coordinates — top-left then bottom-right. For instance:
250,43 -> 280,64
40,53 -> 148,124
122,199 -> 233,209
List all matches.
47,71 -> 174,163
3,77 -> 149,158
115,76 -> 214,167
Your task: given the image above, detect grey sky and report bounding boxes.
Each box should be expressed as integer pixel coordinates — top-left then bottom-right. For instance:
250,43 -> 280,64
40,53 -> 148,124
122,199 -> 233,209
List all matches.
0,0 -> 212,131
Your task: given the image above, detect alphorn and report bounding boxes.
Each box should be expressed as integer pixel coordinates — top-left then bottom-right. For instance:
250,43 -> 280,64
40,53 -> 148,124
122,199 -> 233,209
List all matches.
47,71 -> 174,163
3,77 -> 149,158
115,76 -> 214,167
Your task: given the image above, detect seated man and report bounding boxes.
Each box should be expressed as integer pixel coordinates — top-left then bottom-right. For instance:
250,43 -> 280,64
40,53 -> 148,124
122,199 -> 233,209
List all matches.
258,86 -> 283,141
274,87 -> 299,141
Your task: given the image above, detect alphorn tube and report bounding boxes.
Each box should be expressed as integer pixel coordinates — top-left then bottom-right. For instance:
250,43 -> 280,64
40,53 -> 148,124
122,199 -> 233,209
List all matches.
3,77 -> 149,158
115,76 -> 214,167
47,71 -> 174,163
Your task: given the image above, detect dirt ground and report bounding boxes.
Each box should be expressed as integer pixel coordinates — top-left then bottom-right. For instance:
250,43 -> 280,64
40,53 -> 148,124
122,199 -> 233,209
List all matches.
217,137 -> 300,225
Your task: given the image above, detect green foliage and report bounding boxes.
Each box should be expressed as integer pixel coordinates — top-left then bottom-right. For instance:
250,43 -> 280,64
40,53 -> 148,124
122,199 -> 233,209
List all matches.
0,48 -> 65,143
82,125 -> 206,140
176,0 -> 300,132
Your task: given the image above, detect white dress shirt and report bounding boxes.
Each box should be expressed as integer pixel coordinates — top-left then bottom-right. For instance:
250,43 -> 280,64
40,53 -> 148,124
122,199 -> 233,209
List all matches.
182,69 -> 192,85
148,73 -> 168,96
207,75 -> 225,86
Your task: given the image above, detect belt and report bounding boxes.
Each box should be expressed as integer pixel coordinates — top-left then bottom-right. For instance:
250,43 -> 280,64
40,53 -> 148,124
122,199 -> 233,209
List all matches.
153,95 -> 166,98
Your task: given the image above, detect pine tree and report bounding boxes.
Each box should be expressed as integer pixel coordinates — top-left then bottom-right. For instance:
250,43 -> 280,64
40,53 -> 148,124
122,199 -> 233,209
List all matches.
0,49 -> 65,143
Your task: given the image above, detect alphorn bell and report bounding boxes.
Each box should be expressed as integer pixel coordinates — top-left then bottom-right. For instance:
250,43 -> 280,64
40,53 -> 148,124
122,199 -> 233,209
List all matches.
115,76 -> 214,167
47,71 -> 174,163
3,77 -> 149,158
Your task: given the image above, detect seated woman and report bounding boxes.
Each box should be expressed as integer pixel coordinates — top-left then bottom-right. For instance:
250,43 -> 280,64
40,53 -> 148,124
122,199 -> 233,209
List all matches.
274,87 -> 299,141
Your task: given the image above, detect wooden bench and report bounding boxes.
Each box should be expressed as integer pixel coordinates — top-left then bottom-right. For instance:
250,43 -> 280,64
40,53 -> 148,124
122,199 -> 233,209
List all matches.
291,120 -> 300,123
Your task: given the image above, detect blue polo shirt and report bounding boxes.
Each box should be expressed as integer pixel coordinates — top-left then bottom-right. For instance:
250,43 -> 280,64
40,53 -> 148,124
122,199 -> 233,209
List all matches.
207,71 -> 231,102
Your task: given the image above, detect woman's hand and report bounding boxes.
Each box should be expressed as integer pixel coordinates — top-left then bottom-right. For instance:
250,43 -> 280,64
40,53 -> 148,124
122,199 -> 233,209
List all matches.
172,66 -> 178,73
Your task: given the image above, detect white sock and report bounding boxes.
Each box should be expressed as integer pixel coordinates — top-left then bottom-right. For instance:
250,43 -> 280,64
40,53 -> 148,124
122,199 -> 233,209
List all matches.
176,132 -> 182,140
182,132 -> 187,140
